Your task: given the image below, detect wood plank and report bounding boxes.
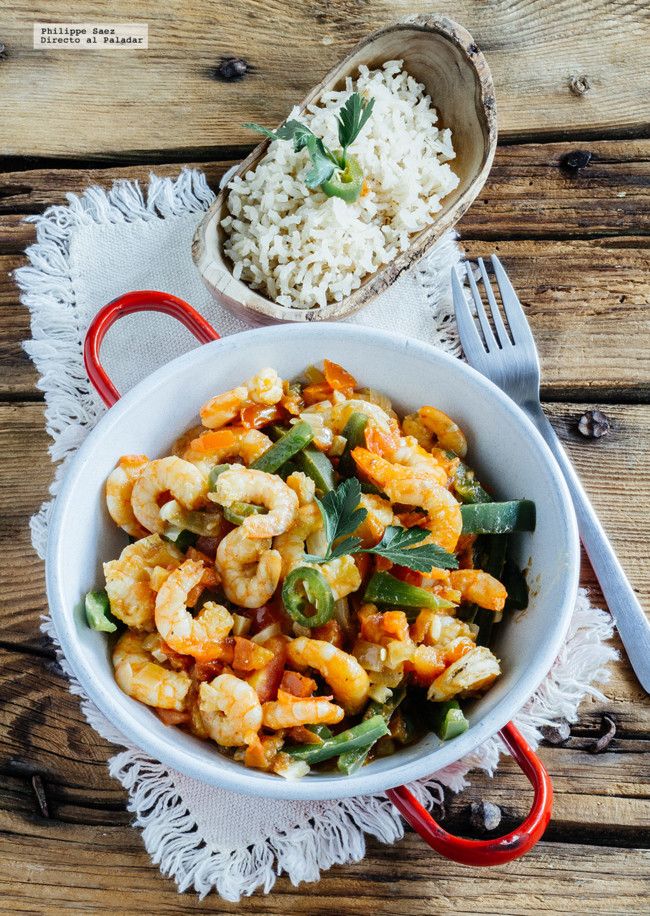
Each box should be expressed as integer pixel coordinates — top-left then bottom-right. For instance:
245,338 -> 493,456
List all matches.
0,811 -> 647,915
1,401 -> 649,651
0,140 -> 647,238
1,1 -> 649,158
3,234 -> 649,400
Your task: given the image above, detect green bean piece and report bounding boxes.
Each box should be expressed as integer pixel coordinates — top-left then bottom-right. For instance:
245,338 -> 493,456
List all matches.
285,715 -> 389,765
84,589 -> 117,633
222,501 -> 266,526
338,412 -> 368,477
460,500 -> 536,535
295,447 -> 336,494
251,421 -> 314,473
282,566 -> 335,628
502,558 -> 530,611
306,724 -> 333,741
452,461 -> 491,504
430,700 -> 469,741
363,571 -> 455,616
337,687 -> 406,774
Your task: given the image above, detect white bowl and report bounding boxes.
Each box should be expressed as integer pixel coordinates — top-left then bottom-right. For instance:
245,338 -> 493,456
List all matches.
47,323 -> 579,801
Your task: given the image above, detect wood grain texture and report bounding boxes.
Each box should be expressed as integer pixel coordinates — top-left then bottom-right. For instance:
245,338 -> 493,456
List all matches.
1,140 -> 649,398
1,0 -> 649,158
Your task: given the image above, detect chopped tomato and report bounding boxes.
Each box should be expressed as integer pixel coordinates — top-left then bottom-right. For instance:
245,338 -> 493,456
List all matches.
374,555 -> 393,573
192,658 -> 225,682
302,381 -> 334,405
232,637 -> 274,672
244,734 -> 284,771
280,384 -> 304,416
312,619 -> 344,648
353,551 -> 372,582
240,403 -> 283,429
250,599 -> 286,634
391,565 -> 424,588
279,669 -> 317,697
381,611 -> 410,642
247,636 -> 287,703
286,726 -> 323,745
395,510 -> 428,528
405,645 -> 446,686
188,428 -> 240,454
194,536 -> 219,559
155,708 -> 190,727
323,359 -> 357,393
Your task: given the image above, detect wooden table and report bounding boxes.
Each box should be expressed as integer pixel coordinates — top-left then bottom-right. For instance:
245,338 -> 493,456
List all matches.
1,2 -> 649,912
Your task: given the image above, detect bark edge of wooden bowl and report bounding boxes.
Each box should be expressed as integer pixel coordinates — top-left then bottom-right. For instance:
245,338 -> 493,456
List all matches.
192,14 -> 497,326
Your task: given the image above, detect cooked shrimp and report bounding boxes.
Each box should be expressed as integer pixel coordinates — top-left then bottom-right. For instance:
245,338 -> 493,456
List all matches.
427,646 -> 501,702
306,555 -> 361,600
388,436 -> 448,486
105,455 -> 149,537
200,369 -> 284,430
200,385 -> 249,429
262,691 -> 344,729
131,456 -> 207,534
216,526 -> 281,608
354,493 -> 394,547
210,467 -> 298,538
418,406 -> 467,457
183,427 -> 272,473
104,534 -> 183,630
352,448 -> 462,552
285,471 -> 316,507
155,559 -> 233,658
329,398 -> 394,435
113,631 -> 191,710
286,636 -> 370,714
274,502 -> 323,577
449,570 -> 507,612
199,673 -> 262,746
411,611 -> 476,647
246,367 -> 284,405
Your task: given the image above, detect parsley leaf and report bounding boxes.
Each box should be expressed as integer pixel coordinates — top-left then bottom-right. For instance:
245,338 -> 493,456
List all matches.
337,92 -> 375,152
366,526 -> 458,573
303,477 -> 367,563
245,120 -> 337,188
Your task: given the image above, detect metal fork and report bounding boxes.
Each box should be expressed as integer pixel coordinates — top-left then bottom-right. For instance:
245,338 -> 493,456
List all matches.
452,255 -> 650,692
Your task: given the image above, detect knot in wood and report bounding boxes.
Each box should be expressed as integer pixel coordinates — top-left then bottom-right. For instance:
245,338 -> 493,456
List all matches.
561,150 -> 592,173
569,74 -> 591,96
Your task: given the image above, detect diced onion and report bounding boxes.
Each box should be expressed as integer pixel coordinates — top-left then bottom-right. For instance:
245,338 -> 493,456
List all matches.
352,639 -> 387,672
385,639 -> 415,670
251,622 -> 281,644
368,684 -> 393,703
232,614 -> 251,637
274,757 -> 310,780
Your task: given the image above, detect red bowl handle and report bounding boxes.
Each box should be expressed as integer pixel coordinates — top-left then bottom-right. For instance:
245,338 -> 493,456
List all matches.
386,722 -> 552,866
83,290 -> 220,407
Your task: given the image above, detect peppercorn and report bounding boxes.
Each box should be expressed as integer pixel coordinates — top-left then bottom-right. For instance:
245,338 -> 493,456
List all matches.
214,57 -> 248,81
561,150 -> 593,172
578,409 -> 610,438
469,800 -> 502,832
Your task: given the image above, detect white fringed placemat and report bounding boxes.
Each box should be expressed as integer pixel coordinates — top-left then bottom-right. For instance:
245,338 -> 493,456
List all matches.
16,168 -> 616,902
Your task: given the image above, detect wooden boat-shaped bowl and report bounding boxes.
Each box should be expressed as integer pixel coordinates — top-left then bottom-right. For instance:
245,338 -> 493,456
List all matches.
192,13 -> 497,325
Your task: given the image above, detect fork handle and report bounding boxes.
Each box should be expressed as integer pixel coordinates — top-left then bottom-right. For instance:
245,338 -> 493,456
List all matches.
528,405 -> 650,692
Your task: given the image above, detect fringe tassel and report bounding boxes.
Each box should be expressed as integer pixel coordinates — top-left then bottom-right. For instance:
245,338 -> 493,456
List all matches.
23,172 -> 617,902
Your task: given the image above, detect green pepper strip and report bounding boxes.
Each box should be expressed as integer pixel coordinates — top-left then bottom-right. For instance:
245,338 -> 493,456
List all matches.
223,501 -> 266,526
162,527 -> 198,552
337,687 -> 406,774
295,447 -> 336,494
251,421 -> 314,473
307,724 -> 333,741
285,715 -> 389,765
282,566 -> 335,628
502,557 -> 529,611
85,589 -> 117,633
460,500 -> 536,535
338,412 -> 368,478
430,700 -> 469,741
363,571 -> 455,616
208,464 -> 232,490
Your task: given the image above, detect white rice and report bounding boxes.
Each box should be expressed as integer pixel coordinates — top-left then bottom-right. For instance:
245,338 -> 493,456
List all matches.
222,60 -> 460,309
